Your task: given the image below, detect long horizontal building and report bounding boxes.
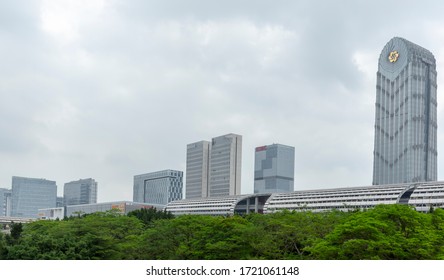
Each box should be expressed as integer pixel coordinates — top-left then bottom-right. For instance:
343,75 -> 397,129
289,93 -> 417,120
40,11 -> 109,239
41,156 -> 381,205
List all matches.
166,194 -> 271,216
264,184 -> 406,213
165,181 -> 444,216
38,201 -> 165,220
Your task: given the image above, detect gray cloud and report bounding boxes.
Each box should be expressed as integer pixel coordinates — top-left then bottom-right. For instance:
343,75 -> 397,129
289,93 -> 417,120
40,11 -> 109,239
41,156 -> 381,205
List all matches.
1,1 -> 444,200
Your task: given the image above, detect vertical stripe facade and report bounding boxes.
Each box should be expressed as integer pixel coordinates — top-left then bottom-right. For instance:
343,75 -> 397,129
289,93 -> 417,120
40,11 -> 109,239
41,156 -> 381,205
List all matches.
373,37 -> 437,185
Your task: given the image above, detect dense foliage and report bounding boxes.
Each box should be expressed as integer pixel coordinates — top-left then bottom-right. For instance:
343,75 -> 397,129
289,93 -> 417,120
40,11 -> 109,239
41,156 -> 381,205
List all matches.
127,207 -> 174,227
1,204 -> 444,260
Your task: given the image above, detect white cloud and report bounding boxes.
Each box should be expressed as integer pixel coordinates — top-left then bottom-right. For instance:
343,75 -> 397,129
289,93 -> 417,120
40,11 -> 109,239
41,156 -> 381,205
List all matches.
40,0 -> 107,44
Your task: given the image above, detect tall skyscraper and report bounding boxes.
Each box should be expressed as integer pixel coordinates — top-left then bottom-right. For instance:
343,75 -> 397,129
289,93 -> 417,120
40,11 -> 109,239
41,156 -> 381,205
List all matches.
64,178 -> 98,206
254,144 -> 295,194
133,170 -> 183,206
208,133 -> 242,197
11,176 -> 57,218
373,37 -> 437,185
0,188 -> 11,216
186,140 -> 210,199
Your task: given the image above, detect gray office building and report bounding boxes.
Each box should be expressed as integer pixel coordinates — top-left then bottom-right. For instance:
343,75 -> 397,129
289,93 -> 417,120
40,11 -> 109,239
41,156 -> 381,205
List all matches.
186,140 -> 210,199
209,133 -> 242,197
254,144 -> 295,194
373,37 -> 437,185
56,196 -> 64,207
64,178 -> 98,206
0,188 -> 11,216
11,176 -> 57,218
133,170 -> 183,206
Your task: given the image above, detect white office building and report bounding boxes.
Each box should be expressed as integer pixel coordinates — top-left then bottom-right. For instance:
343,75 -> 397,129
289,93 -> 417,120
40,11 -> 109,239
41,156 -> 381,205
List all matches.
186,133 -> 242,198
186,141 -> 210,199
208,133 -> 242,197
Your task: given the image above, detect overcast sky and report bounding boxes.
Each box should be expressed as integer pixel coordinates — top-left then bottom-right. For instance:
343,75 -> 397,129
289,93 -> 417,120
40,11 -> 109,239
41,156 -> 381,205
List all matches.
1,0 -> 444,201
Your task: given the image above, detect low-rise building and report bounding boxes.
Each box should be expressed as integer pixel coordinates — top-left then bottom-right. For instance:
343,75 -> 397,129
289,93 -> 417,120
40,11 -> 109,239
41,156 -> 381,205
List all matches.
165,181 -> 444,215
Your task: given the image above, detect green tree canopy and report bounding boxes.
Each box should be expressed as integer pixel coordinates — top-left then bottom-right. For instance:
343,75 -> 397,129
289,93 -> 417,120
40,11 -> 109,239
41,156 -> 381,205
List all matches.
5,211 -> 144,260
2,205 -> 444,260
309,204 -> 442,259
127,207 -> 174,227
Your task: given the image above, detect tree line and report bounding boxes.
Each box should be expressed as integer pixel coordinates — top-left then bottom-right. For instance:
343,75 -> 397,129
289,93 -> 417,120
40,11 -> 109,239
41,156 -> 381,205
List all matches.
1,204 -> 444,259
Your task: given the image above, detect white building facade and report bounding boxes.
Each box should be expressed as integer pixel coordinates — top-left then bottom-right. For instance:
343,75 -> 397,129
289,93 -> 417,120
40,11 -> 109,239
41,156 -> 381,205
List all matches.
186,133 -> 242,198
208,133 -> 242,197
166,181 -> 444,215
185,141 -> 210,199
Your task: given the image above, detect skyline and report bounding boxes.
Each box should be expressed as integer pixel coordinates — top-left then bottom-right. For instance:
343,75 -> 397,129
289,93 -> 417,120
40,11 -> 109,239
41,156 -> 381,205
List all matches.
1,1 -> 444,202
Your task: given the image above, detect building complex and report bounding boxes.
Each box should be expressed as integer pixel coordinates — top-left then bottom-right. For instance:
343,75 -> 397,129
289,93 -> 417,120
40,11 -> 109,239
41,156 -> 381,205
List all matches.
3,37 -> 443,220
186,133 -> 242,199
166,181 -> 444,216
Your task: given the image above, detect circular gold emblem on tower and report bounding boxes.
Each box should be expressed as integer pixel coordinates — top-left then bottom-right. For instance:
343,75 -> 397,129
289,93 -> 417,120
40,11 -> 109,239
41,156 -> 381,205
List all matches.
388,50 -> 399,63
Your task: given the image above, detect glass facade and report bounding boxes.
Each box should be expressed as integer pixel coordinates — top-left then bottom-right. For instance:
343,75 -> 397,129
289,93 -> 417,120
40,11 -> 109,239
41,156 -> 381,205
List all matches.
133,170 -> 183,206
254,144 -> 295,194
373,37 -> 437,185
63,178 -> 98,206
11,176 -> 57,218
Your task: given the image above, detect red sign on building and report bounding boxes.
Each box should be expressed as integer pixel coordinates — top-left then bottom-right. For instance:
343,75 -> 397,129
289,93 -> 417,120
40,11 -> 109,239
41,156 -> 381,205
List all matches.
255,146 -> 267,152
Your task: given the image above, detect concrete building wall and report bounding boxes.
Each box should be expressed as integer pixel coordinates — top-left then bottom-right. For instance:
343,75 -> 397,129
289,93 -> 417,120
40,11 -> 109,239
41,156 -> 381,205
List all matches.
185,141 -> 210,199
208,134 -> 242,197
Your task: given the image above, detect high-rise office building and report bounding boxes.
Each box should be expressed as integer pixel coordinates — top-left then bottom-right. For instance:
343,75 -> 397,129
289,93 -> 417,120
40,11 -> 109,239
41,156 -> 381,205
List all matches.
186,141 -> 210,199
11,176 -> 57,218
208,133 -> 242,197
0,188 -> 11,216
254,144 -> 295,194
133,170 -> 183,206
64,178 -> 98,206
373,37 -> 437,185
185,134 -> 242,198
